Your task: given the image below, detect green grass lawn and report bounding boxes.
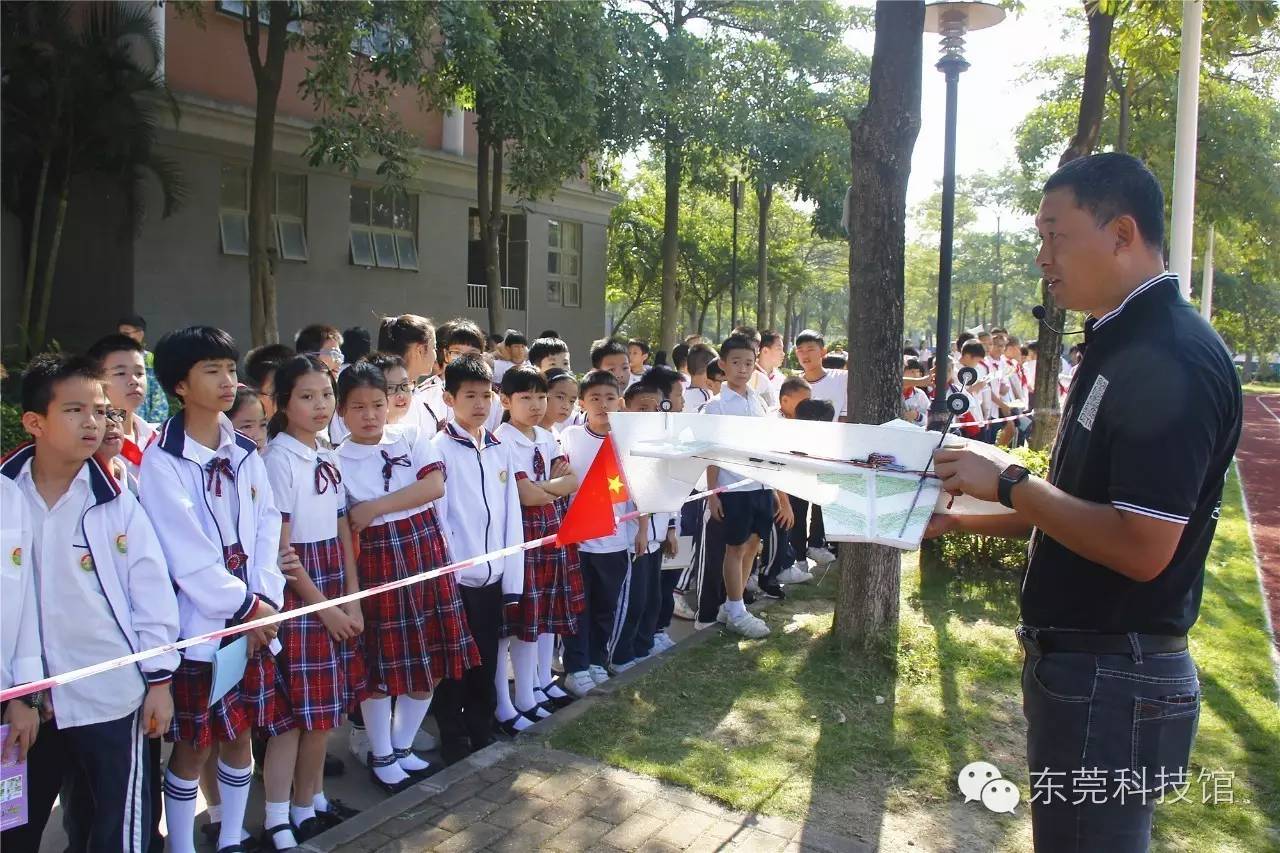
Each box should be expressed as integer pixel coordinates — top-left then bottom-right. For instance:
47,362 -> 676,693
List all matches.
549,468 -> 1279,852
1241,381 -> 1279,396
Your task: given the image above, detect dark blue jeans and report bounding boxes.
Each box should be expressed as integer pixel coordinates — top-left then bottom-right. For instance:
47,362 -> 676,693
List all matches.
1021,631 -> 1200,853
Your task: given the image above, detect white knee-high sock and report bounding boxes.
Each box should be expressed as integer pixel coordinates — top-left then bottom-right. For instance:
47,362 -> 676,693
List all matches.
391,695 -> 433,772
511,639 -> 544,715
216,759 -> 253,851
538,634 -> 569,699
361,695 -> 408,785
493,637 -> 518,720
163,771 -> 199,853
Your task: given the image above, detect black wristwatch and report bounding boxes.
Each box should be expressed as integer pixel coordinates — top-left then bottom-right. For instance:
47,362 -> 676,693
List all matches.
18,690 -> 44,711
997,464 -> 1030,509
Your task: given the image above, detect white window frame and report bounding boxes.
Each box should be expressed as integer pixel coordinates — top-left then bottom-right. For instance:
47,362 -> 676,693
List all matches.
547,219 -> 582,308
350,185 -> 419,271
219,165 -> 308,261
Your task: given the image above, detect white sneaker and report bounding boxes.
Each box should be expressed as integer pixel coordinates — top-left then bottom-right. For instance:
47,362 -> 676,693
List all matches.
807,545 -> 837,564
693,619 -> 719,631
672,593 -> 698,621
776,565 -> 814,585
726,611 -> 771,639
652,631 -> 674,652
348,726 -> 371,765
716,602 -> 729,624
564,670 -> 596,698
588,664 -> 611,685
611,659 -> 636,675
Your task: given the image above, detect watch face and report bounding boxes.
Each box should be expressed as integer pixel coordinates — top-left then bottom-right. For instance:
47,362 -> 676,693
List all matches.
1003,464 -> 1029,480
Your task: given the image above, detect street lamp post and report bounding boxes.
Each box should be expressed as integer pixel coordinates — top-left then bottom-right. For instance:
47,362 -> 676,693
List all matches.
730,176 -> 741,328
924,1 -> 1004,432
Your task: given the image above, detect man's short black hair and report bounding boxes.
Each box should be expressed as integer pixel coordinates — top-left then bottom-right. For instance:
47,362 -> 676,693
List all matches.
341,326 -> 372,364
956,331 -> 975,350
539,329 -> 559,338
244,343 -> 296,389
117,314 -> 146,331
706,359 -> 724,381
154,326 -> 240,397
638,365 -> 682,398
1043,152 -> 1165,250
779,376 -> 810,398
579,368 -> 620,396
961,340 -> 987,359
442,319 -> 485,353
822,354 -> 847,369
590,338 -> 627,367
903,346 -> 919,357
795,398 -> 835,422
718,335 -> 755,359
761,330 -> 782,349
21,353 -> 104,415
686,343 -> 717,376
904,358 -> 924,373
627,339 -> 651,355
295,324 -> 342,354
623,381 -> 660,404
1027,340 -> 1039,353
444,353 -> 492,395
503,330 -> 528,348
529,337 -> 570,367
794,329 -> 825,349
86,333 -> 144,365
671,343 -> 690,371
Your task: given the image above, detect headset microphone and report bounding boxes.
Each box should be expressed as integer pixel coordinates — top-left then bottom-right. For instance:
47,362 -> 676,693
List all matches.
1032,305 -> 1086,337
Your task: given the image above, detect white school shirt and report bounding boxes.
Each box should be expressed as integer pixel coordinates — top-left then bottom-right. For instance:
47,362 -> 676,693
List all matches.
140,412 -> 284,662
403,378 -> 450,434
17,463 -> 146,726
684,385 -> 714,411
0,476 -> 42,691
495,422 -> 565,487
700,385 -> 768,492
643,511 -> 675,554
335,426 -> 442,526
749,369 -> 784,411
558,425 -> 637,554
626,368 -> 648,389
902,387 -> 931,423
431,423 -> 524,594
804,370 -> 848,420
263,433 -> 346,545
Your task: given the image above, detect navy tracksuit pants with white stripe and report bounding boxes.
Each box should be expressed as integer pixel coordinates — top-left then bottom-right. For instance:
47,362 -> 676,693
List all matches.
562,550 -> 631,672
0,710 -> 150,853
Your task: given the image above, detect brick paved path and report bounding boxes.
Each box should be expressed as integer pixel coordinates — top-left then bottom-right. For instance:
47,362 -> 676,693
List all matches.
310,743 -> 869,853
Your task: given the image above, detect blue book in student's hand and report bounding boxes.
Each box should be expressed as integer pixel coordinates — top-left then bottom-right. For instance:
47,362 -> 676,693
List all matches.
209,636 -> 249,707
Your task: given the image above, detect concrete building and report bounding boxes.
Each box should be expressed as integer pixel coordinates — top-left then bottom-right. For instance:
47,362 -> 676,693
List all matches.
1,1 -> 619,360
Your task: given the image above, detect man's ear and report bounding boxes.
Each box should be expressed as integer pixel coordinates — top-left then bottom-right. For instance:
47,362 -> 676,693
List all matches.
443,390 -> 455,408
1112,214 -> 1140,254
20,411 -> 44,440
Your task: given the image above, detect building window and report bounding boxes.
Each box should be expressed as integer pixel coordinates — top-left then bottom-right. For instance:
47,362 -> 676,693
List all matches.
219,165 -> 308,261
468,210 -> 527,310
547,219 -> 582,307
350,186 -> 419,270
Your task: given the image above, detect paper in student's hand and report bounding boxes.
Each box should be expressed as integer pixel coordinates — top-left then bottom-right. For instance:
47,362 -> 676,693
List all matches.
210,636 -> 249,707
0,724 -> 28,830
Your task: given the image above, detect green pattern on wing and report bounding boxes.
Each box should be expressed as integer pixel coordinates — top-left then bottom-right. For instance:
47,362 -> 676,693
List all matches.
818,472 -> 869,497
876,474 -> 924,497
878,504 -> 934,540
821,499 -> 868,536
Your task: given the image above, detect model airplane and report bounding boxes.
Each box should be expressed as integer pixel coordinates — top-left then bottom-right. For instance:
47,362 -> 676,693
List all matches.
607,410 -> 1009,551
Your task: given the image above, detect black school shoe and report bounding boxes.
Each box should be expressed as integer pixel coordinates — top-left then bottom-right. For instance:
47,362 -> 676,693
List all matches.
760,580 -> 786,600
201,825 -> 262,852
314,798 -> 360,829
259,824 -> 299,852
292,816 -> 326,842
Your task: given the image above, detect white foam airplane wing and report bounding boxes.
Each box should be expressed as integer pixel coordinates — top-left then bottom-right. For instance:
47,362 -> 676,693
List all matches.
607,411 -> 1008,550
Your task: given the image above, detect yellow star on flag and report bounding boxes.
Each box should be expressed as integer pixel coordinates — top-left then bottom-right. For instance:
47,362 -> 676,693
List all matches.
607,475 -> 624,495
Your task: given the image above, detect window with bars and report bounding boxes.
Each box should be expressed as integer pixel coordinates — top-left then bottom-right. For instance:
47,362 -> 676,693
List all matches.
219,165 -> 308,261
350,186 -> 419,270
547,219 -> 582,308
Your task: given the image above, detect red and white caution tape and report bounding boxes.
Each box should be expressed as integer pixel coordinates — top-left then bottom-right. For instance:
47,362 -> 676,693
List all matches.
949,409 -> 1036,430
0,481 -> 750,703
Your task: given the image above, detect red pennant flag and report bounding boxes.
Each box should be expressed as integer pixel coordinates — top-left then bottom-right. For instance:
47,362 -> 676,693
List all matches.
555,434 -> 629,546
120,438 -> 144,467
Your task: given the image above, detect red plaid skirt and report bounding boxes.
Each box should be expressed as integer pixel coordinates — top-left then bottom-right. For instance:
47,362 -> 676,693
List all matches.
359,509 -> 476,695
276,537 -> 368,730
502,498 -> 584,640
169,544 -> 290,747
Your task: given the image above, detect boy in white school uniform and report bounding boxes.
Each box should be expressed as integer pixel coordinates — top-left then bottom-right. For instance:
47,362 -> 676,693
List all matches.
0,476 -> 41,761
86,334 -> 159,484
430,355 -> 524,764
0,354 -> 179,853
701,336 -> 793,639
139,327 -> 289,853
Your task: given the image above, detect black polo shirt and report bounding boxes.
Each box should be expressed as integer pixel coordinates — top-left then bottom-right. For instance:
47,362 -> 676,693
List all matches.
1021,273 -> 1242,635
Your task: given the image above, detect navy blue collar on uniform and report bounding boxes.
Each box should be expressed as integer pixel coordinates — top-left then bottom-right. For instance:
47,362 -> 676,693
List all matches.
156,409 -> 257,460
443,420 -> 500,449
0,442 -> 121,506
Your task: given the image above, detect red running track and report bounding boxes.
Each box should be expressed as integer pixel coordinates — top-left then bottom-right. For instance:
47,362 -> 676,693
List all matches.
1235,393 -> 1280,653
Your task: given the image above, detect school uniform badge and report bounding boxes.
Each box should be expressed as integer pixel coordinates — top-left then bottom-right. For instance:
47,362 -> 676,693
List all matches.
9,547 -> 21,567
80,553 -> 94,572
115,533 -> 128,554
498,469 -> 508,483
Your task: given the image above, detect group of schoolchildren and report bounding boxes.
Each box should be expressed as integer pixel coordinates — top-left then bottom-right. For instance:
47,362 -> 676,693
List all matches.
0,312 -> 853,853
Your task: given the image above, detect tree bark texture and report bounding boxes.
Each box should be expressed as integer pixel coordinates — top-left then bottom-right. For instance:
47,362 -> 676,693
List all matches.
833,0 -> 925,648
477,128 -> 506,335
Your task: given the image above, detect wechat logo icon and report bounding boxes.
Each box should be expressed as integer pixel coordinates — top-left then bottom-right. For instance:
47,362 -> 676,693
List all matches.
958,761 -> 1020,815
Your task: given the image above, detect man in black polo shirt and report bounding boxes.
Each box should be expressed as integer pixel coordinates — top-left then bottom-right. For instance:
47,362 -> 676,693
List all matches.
928,153 -> 1242,852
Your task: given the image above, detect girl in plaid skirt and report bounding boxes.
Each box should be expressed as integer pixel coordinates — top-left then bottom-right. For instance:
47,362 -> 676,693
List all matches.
496,368 -> 584,727
336,362 -> 478,793
259,356 -> 367,847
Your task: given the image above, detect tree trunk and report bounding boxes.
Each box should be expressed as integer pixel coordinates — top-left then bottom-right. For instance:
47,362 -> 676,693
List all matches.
31,167 -> 71,352
1115,76 -> 1131,153
784,287 -> 796,344
245,1 -> 290,346
659,126 -> 683,352
834,0 -> 924,648
1032,2 -> 1114,450
20,151 -> 52,353
755,182 -> 772,329
990,219 -> 1002,328
478,129 -> 506,335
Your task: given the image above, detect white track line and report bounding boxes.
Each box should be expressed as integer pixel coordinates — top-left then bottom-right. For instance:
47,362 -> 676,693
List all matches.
1234,459 -> 1280,699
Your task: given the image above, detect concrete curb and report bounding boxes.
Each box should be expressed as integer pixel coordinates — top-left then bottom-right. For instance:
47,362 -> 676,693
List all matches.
298,608 -> 748,851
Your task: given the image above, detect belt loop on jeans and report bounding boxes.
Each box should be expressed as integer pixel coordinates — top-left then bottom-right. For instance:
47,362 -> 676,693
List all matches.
1127,631 -> 1143,664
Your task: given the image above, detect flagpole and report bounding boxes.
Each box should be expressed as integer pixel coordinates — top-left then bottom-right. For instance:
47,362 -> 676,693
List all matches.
1169,0 -> 1203,299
